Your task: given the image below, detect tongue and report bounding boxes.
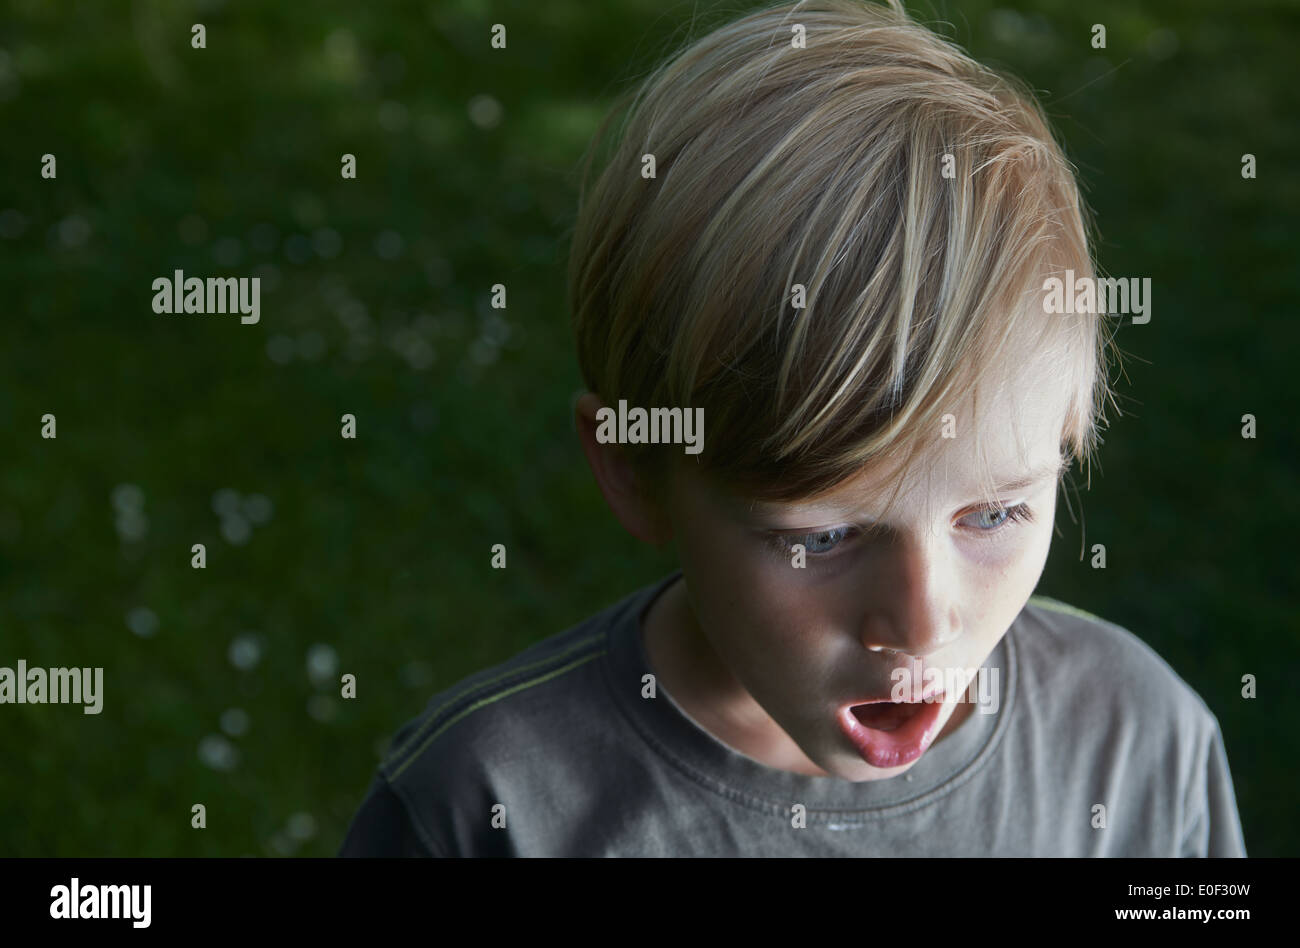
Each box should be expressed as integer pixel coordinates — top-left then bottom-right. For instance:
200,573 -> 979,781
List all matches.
851,702 -> 922,732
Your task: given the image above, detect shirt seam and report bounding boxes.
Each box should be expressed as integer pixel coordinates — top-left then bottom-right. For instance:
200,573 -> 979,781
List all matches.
382,631 -> 606,778
382,644 -> 610,854
387,646 -> 607,782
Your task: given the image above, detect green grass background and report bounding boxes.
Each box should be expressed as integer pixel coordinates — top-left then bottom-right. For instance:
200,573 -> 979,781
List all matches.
1,0 -> 1295,855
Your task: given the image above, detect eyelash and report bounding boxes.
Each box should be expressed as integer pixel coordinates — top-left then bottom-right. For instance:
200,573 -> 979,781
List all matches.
763,503 -> 1036,559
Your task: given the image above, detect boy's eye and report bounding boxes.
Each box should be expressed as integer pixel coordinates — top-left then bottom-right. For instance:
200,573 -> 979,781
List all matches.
767,525 -> 855,557
960,503 -> 1035,532
765,503 -> 1036,558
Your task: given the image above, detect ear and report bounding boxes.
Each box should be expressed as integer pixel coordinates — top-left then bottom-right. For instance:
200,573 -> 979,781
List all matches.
575,392 -> 674,546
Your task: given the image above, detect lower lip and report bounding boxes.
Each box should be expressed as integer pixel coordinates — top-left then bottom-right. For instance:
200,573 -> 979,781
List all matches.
838,698 -> 946,769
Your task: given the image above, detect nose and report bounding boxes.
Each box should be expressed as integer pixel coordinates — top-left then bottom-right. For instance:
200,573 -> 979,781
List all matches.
858,530 -> 961,658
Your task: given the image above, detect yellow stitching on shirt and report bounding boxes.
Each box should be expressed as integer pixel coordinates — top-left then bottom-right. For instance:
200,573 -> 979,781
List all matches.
384,632 -> 606,769
1027,595 -> 1105,625
387,649 -> 608,781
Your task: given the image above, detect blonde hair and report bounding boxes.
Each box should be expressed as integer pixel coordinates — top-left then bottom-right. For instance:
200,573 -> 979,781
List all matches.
567,0 -> 1118,509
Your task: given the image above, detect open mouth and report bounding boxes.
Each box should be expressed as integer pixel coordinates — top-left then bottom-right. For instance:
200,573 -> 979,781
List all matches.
839,695 -> 946,769
849,700 -> 930,732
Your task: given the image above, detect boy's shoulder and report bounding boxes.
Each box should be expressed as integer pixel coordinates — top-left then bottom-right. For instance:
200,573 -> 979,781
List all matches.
359,580 -> 657,855
1009,595 -> 1245,856
381,597 -> 626,781
1016,593 -> 1221,742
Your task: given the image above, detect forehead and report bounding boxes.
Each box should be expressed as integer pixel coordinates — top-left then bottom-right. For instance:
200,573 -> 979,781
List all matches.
745,359 -> 1073,516
926,357 -> 1071,486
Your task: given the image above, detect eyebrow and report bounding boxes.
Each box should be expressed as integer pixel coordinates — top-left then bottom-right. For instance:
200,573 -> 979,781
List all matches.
989,455 -> 1070,494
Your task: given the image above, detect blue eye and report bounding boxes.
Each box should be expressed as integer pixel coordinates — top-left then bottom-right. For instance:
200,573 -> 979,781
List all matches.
767,525 -> 855,557
961,503 -> 1034,531
765,503 -> 1036,559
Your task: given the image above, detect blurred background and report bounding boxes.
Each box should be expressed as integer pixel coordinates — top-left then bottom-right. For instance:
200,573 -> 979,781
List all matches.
1,0 -> 1295,856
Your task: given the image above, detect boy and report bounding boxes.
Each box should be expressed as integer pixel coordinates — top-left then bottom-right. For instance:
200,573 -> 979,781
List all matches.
340,0 -> 1246,856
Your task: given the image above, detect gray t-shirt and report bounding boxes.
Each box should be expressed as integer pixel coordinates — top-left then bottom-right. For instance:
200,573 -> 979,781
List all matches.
339,570 -> 1246,856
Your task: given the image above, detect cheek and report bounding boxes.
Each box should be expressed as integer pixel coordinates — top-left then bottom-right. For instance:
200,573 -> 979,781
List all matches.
672,502 -> 743,595
958,498 -> 1057,639
983,498 -> 1057,607
672,483 -> 773,597
677,528 -> 783,628
672,502 -> 825,656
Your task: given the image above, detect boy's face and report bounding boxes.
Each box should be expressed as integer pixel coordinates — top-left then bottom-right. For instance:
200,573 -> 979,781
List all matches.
651,361 -> 1071,781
